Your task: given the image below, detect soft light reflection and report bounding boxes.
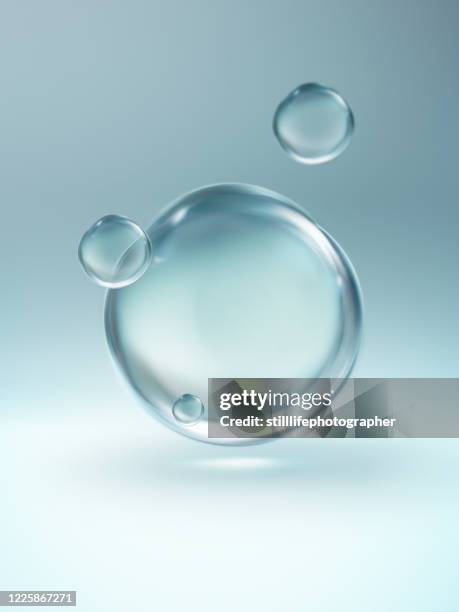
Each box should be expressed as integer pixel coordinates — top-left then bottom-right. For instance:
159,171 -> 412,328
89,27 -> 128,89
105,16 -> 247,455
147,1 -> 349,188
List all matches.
191,457 -> 284,471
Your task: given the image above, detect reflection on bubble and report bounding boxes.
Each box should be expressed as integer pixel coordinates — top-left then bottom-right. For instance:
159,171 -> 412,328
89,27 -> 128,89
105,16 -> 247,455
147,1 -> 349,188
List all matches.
78,215 -> 151,288
273,83 -> 354,165
173,394 -> 204,425
105,184 -> 363,445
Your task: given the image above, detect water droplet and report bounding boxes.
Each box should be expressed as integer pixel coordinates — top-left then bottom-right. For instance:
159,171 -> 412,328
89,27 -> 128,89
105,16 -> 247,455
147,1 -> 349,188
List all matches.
105,184 -> 362,445
172,394 -> 204,425
273,83 -> 354,165
78,215 -> 151,288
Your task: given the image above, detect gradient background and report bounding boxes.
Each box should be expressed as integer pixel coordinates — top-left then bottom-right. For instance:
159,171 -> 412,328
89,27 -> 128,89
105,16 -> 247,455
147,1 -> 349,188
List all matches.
1,1 -> 459,610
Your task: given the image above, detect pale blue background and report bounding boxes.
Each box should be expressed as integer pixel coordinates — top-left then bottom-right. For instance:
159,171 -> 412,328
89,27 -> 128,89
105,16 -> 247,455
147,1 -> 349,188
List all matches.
1,1 -> 459,610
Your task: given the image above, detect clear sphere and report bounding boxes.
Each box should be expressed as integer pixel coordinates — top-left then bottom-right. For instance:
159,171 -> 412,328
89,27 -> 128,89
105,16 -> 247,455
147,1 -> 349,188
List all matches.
173,394 -> 204,425
273,83 -> 354,165
105,184 -> 363,445
78,215 -> 152,288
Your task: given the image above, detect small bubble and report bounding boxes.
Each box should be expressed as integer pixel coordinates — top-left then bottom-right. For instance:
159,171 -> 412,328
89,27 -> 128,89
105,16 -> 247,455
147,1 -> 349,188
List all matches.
273,82 -> 354,165
78,215 -> 151,288
172,394 -> 204,425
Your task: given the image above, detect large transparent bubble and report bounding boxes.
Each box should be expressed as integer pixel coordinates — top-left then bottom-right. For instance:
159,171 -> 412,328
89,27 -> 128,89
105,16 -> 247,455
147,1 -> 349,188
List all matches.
105,184 -> 363,445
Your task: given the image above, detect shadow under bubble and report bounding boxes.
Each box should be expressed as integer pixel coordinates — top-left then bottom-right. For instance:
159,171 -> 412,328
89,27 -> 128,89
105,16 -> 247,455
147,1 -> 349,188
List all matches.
63,429 -> 410,493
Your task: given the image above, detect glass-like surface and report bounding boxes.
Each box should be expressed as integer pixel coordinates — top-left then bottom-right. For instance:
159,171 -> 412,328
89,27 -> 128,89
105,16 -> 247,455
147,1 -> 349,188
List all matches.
105,184 -> 363,444
78,215 -> 151,288
172,394 -> 204,425
273,83 -> 354,164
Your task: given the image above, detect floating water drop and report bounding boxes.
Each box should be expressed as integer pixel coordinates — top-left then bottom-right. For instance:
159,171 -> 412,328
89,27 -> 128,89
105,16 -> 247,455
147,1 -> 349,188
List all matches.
173,394 -> 204,425
78,215 -> 151,288
105,184 -> 363,445
273,83 -> 354,164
